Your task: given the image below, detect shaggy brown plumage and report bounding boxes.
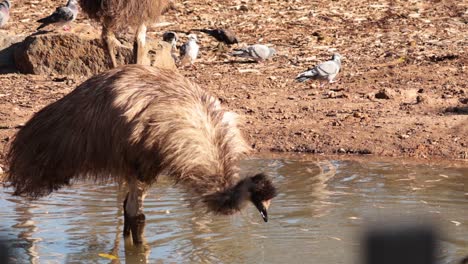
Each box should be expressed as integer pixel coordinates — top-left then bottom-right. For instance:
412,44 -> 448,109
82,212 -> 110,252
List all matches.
79,0 -> 169,31
79,0 -> 171,67
6,66 -> 276,221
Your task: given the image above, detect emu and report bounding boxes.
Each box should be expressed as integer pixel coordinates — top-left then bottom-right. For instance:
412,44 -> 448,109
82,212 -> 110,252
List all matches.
6,65 -> 277,244
78,0 -> 170,67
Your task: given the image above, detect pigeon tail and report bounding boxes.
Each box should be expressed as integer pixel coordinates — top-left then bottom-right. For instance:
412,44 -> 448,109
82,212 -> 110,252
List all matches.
0,0 -> 10,10
36,22 -> 49,30
295,68 -> 319,82
230,49 -> 247,57
295,76 -> 310,83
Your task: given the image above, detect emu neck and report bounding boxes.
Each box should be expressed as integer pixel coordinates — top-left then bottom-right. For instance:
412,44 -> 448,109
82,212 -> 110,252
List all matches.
202,176 -> 252,215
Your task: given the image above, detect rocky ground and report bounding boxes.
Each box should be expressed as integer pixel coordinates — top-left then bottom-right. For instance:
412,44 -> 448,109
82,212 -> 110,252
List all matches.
0,0 -> 467,171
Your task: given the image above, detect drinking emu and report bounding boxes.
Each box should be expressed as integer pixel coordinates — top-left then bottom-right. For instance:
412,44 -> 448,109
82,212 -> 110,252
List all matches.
6,65 -> 277,244
78,0 -> 170,67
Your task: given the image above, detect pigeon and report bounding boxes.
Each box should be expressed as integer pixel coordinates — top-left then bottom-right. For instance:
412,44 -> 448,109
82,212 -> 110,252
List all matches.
162,31 -> 178,48
230,44 -> 276,62
196,28 -> 238,45
0,0 -> 10,28
180,34 -> 199,66
296,53 -> 342,86
37,0 -> 78,31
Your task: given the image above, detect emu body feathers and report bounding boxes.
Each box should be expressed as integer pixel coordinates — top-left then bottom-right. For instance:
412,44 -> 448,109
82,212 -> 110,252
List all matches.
78,0 -> 169,31
7,66 -> 267,212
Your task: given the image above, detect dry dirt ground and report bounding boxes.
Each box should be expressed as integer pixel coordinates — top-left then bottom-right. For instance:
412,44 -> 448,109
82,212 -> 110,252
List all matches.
0,0 -> 467,170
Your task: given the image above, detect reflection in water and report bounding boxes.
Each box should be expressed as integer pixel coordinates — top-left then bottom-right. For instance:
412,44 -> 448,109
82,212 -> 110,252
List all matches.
0,159 -> 467,263
10,198 -> 40,264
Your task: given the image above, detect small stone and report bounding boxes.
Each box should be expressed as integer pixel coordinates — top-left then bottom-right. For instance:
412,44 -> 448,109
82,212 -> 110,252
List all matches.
353,112 -> 363,118
338,148 -> 346,153
327,91 -> 338,98
416,95 -> 425,104
239,5 -> 249,11
399,134 -> 410,139
375,88 -> 396,99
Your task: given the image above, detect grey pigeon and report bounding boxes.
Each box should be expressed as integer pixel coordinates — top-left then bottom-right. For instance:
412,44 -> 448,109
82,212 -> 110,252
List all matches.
180,34 -> 199,66
231,44 -> 276,62
196,28 -> 238,45
37,0 -> 78,31
296,53 -> 342,85
0,0 -> 10,28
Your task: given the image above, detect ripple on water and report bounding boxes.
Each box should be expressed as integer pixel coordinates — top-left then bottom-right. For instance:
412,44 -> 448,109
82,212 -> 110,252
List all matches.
0,159 -> 467,263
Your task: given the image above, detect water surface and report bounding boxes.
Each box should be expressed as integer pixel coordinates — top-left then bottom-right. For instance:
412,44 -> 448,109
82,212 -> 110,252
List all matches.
1,158 -> 467,263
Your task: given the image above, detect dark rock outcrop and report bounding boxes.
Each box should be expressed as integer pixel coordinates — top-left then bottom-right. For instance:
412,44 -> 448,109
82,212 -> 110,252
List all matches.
14,32 -> 176,76
0,32 -> 26,72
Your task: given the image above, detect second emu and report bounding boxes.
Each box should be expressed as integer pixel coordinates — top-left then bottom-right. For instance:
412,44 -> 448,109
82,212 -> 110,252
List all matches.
6,65 -> 277,244
79,0 -> 170,67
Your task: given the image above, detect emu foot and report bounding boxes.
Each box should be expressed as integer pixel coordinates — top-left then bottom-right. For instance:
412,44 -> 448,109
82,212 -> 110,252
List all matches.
123,214 -> 146,244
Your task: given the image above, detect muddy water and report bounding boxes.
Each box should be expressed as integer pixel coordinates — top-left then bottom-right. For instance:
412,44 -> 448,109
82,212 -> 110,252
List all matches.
1,159 -> 467,264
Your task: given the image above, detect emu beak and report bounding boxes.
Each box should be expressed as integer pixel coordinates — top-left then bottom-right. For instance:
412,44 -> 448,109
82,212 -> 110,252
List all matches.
255,200 -> 271,222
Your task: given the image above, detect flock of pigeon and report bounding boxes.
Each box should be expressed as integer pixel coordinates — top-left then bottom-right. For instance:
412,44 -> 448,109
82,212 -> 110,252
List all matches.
161,29 -> 279,67
0,0 -> 343,84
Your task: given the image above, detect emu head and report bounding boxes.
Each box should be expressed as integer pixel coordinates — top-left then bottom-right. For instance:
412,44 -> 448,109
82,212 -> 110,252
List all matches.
248,173 -> 277,222
203,173 -> 277,222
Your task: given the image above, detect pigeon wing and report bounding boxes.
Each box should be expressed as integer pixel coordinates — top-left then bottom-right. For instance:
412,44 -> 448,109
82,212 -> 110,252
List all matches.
37,7 -> 73,24
315,61 -> 339,77
250,45 -> 272,60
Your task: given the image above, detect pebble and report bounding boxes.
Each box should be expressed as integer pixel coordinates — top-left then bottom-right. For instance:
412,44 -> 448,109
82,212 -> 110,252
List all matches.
375,88 -> 396,99
416,95 -> 428,104
239,5 -> 248,11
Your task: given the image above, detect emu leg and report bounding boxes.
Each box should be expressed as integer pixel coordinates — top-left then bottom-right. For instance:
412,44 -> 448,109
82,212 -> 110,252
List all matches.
103,27 -> 120,68
133,23 -> 148,65
123,180 -> 148,244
